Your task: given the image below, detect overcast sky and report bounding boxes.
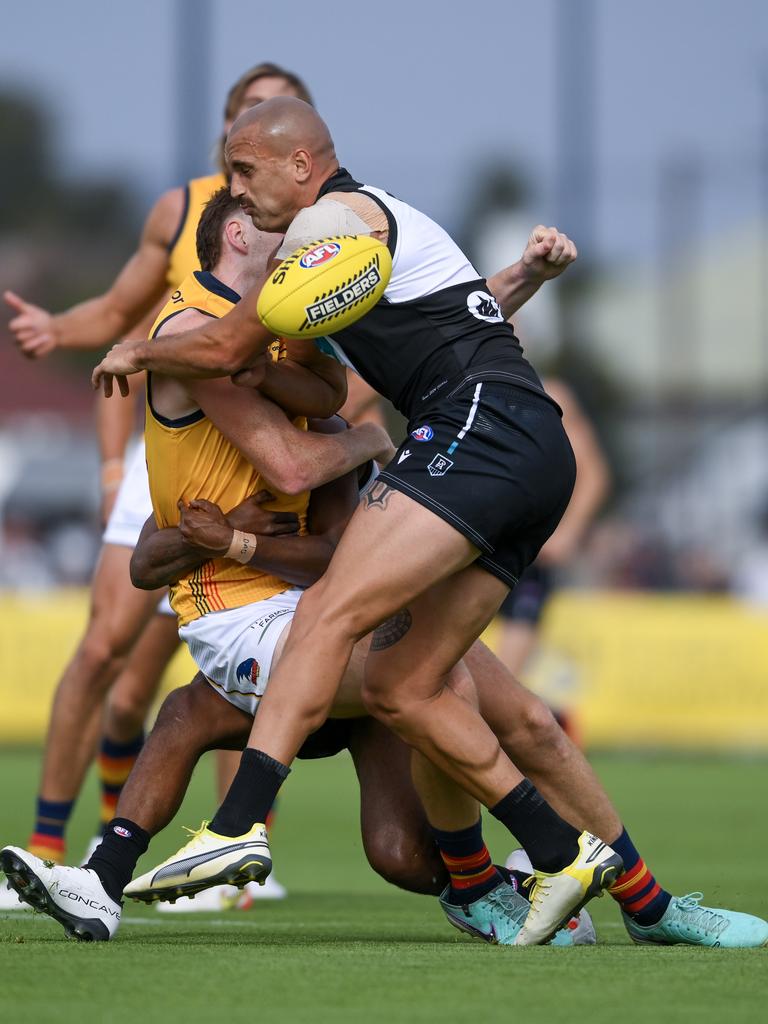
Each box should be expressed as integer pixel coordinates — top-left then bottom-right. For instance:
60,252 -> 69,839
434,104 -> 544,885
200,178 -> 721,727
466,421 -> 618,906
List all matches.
2,0 -> 768,264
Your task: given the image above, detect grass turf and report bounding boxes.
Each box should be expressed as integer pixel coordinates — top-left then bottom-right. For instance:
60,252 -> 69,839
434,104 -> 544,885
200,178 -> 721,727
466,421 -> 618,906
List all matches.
1,749 -> 766,1023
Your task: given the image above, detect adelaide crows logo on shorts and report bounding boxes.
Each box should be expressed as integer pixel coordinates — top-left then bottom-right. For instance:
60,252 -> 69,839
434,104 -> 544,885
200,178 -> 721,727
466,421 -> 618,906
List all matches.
299,241 -> 342,269
236,658 -> 260,686
411,425 -> 434,442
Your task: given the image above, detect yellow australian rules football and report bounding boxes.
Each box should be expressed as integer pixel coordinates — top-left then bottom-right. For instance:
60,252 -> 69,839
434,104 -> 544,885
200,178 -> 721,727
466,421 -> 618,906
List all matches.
257,235 -> 392,339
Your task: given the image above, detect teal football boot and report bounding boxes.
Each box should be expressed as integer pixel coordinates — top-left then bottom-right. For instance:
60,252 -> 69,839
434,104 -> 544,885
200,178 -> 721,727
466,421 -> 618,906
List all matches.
440,877 -> 529,945
624,892 -> 768,948
439,872 -> 596,947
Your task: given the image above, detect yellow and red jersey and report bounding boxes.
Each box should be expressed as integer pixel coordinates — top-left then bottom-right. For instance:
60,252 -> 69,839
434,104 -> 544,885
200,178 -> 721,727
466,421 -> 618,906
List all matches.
145,270 -> 307,626
166,173 -> 227,289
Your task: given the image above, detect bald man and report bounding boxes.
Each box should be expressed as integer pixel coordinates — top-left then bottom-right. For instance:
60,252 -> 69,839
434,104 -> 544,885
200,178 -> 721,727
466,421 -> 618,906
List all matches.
82,96 -> 617,946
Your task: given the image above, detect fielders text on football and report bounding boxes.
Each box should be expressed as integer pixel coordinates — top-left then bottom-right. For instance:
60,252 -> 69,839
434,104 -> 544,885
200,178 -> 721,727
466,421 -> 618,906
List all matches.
304,266 -> 382,326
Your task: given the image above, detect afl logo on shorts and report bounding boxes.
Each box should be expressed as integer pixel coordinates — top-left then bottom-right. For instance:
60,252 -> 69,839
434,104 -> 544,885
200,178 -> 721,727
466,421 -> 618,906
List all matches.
113,826 -> 132,839
299,242 -> 341,269
236,658 -> 260,685
467,290 -> 504,323
411,425 -> 434,442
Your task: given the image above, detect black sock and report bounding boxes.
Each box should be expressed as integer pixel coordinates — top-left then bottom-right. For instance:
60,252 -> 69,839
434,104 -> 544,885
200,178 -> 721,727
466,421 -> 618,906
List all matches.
209,748 -> 290,838
490,780 -> 580,873
86,818 -> 150,903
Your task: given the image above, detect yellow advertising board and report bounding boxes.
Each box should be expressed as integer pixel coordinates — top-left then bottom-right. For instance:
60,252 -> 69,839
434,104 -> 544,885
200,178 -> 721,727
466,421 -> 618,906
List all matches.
0,591 -> 196,743
1,589 -> 767,749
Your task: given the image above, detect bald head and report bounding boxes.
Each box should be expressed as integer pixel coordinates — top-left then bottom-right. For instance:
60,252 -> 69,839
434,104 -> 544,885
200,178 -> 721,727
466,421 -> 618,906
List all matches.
226,96 -> 339,233
229,96 -> 335,161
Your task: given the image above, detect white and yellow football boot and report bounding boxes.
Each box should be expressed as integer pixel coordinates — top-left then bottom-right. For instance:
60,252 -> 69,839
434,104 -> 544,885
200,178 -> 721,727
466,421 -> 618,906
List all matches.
124,822 -> 271,904
514,831 -> 623,946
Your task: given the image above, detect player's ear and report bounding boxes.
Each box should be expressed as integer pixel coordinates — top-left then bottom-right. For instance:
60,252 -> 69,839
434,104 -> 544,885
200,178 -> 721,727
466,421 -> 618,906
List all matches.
225,217 -> 249,256
293,147 -> 312,184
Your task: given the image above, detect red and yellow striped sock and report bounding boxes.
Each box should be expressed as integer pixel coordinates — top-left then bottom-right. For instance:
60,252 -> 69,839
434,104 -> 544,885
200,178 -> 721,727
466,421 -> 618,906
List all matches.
28,833 -> 66,864
432,819 -> 501,904
608,828 -> 671,925
28,797 -> 74,863
98,734 -> 144,829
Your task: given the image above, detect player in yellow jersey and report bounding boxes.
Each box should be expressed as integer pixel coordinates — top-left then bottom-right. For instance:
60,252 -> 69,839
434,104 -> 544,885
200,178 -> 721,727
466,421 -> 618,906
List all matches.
0,64 -> 332,908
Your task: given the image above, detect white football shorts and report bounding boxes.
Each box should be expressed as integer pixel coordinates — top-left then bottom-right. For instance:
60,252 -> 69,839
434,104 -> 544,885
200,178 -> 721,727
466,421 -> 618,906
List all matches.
103,440 -> 152,548
178,589 -> 302,716
103,439 -> 173,617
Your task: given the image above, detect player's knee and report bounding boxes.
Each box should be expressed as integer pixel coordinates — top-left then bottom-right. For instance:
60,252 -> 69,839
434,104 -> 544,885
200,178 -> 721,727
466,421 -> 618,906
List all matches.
106,690 -> 148,739
77,632 -> 126,686
297,589 -> 369,645
505,693 -> 564,754
152,686 -> 200,740
364,832 -> 444,896
359,680 -> 404,727
446,664 -> 478,709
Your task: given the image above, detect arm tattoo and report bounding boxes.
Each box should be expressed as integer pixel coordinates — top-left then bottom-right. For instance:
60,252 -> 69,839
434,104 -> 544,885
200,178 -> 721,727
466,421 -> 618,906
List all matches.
363,481 -> 396,512
371,610 -> 413,651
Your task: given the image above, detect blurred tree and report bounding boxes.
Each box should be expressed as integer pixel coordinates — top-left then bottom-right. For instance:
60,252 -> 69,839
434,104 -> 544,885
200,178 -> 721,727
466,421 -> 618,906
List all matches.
0,90 -> 137,236
0,88 -> 144,406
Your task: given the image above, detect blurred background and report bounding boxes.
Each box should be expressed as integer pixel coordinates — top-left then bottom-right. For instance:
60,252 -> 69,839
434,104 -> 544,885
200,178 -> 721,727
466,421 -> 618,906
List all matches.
1,0 -> 767,750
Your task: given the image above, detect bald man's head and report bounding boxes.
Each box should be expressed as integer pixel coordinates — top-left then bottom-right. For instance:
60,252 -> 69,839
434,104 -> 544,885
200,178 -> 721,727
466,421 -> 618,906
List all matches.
230,96 -> 335,160
226,97 -> 339,233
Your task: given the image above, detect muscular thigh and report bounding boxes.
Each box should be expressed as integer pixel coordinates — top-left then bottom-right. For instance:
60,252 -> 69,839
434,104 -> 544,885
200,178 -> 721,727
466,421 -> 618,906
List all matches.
162,674 -> 254,751
363,563 -> 509,701
298,484 -> 479,637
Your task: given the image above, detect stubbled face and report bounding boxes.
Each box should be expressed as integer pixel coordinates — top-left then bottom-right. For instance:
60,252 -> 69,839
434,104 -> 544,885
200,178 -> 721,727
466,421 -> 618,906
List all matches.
227,131 -> 302,233
224,76 -> 298,134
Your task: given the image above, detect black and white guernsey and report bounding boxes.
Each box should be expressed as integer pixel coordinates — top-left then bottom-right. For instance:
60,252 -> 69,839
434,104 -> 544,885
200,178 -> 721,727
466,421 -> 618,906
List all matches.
313,169 -> 548,419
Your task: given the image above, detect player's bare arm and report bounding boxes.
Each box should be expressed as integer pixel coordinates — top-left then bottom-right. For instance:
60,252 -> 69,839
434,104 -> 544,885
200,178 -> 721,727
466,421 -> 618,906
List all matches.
131,422 -> 359,591
537,379 -> 610,565
192,377 -> 391,494
242,338 -> 348,419
148,307 -> 392,495
129,493 -> 299,591
5,189 -> 184,358
487,225 -> 578,319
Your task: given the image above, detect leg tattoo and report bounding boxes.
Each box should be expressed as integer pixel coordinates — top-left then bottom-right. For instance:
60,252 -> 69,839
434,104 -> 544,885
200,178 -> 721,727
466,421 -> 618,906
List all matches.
364,482 -> 396,512
371,610 -> 413,651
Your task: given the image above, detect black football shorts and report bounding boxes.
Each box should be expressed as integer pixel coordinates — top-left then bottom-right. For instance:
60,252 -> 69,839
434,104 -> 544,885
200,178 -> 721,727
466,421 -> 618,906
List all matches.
378,381 -> 576,589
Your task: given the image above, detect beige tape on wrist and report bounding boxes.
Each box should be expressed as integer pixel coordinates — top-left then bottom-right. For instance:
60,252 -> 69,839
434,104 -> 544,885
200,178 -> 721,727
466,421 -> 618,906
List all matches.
226,530 -> 257,564
101,458 -> 124,492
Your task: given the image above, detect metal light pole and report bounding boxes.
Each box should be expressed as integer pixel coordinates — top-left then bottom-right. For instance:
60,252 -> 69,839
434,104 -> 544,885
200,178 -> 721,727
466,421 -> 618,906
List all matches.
174,0 -> 212,184
759,62 -> 768,392
555,0 -> 597,350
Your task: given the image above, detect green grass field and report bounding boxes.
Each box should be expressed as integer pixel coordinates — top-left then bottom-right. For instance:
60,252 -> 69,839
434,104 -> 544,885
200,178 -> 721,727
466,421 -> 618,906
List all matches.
1,748 -> 766,1023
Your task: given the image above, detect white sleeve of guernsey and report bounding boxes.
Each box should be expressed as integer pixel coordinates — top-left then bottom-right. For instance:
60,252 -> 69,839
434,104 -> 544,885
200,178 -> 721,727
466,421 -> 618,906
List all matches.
276,200 -> 373,258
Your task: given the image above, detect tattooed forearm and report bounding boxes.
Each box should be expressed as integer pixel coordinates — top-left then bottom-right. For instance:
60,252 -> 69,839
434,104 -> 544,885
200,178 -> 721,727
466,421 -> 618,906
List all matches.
363,482 -> 396,512
371,610 -> 413,651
